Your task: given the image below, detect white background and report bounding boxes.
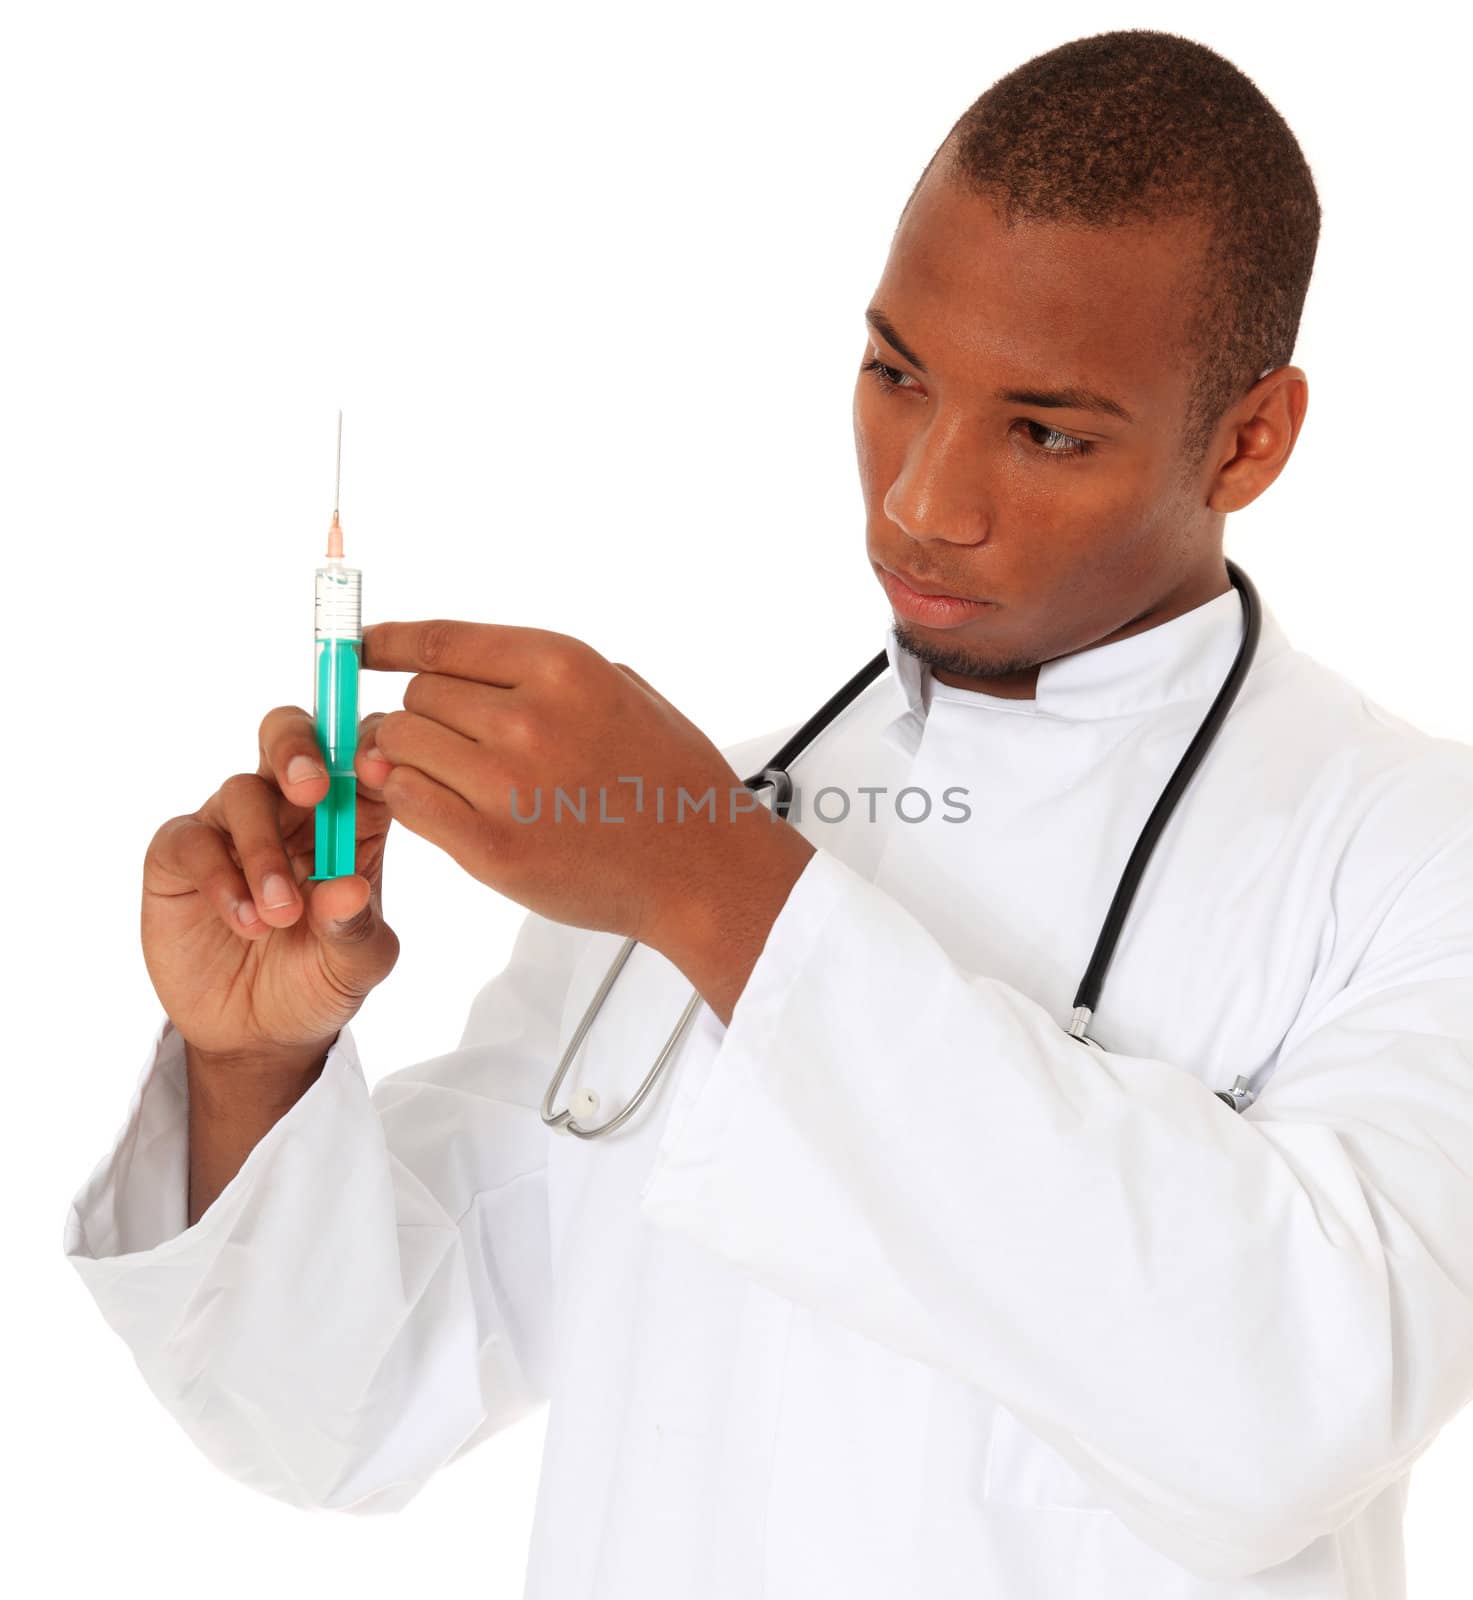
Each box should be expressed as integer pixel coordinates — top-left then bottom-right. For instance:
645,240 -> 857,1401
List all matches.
8,0 -> 1471,1593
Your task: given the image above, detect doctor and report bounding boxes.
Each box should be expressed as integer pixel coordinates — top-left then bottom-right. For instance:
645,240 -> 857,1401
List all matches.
64,29 -> 1473,1600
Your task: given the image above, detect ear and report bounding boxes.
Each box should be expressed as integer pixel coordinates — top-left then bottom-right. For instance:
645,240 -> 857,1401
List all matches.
1204,365 -> 1310,514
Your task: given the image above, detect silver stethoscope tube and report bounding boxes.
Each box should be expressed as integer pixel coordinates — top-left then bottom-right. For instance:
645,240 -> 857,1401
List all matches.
540,935 -> 706,1139
542,562 -> 1263,1138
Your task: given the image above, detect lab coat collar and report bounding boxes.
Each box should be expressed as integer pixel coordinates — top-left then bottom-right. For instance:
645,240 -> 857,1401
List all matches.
881,578 -> 1290,749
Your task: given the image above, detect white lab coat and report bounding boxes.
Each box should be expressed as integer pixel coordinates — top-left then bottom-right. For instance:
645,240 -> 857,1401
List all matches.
64,582 -> 1473,1598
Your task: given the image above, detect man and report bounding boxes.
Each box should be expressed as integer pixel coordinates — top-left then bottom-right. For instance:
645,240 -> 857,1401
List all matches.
64,27 -> 1473,1599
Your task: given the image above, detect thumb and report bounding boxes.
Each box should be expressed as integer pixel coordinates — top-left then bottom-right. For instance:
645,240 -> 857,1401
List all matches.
305,874 -> 398,969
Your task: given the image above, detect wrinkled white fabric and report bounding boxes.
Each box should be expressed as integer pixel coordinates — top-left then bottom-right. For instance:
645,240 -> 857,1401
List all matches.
65,581 -> 1473,1597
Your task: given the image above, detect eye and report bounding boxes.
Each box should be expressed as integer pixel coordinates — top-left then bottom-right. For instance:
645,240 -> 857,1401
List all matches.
860,356 -> 918,392
1017,420 -> 1095,461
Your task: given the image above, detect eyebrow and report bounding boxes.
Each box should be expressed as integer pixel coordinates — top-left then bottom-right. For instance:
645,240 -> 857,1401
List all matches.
864,307 -> 1136,426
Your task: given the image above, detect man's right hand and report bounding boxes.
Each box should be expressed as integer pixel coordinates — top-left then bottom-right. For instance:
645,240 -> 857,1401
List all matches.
142,706 -> 402,1070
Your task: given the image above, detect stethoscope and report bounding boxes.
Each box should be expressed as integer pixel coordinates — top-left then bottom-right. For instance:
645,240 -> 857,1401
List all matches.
541,560 -> 1264,1139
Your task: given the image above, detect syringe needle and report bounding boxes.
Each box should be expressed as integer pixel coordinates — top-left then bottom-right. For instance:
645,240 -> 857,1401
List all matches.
327,409 -> 344,560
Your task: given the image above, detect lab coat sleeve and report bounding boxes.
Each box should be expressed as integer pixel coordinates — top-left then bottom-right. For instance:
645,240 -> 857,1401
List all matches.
62,908 -> 580,1515
637,825 -> 1473,1582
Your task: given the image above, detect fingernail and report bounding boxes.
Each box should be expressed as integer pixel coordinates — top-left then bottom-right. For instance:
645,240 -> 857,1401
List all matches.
261,873 -> 295,909
362,744 -> 385,764
236,899 -> 261,925
287,755 -> 326,785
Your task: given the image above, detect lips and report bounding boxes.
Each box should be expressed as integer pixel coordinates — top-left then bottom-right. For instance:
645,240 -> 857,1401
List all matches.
883,564 -> 987,603
876,562 -> 997,630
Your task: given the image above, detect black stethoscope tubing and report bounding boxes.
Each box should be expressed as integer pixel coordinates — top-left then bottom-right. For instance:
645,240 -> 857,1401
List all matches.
741,559 -> 1263,1113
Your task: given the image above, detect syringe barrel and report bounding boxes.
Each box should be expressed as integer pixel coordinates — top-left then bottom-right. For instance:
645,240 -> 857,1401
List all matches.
311,561 -> 362,881
313,564 -> 361,773
315,561 -> 362,642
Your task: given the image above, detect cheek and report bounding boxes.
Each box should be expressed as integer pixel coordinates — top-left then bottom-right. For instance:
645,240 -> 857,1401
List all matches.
1041,488 -> 1163,581
1083,458 -> 1170,535
852,387 -> 902,498
851,384 -> 873,472
999,465 -> 1148,576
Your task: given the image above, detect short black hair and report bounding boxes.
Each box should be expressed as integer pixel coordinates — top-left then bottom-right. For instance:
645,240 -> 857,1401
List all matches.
909,29 -> 1321,473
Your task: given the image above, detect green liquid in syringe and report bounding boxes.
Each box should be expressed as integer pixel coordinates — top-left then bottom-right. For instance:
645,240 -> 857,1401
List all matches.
310,634 -> 360,880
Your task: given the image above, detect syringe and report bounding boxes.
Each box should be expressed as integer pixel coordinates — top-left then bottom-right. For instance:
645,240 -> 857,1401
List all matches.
308,409 -> 362,881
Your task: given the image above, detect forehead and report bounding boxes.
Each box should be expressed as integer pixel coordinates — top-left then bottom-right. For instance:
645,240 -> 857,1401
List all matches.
876,176 -> 1209,414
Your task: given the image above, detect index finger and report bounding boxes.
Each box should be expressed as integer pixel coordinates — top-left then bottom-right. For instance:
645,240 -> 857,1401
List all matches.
360,619 -> 568,685
257,705 -> 329,799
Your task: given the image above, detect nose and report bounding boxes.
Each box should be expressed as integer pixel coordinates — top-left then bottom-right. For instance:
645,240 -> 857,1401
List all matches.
881,409 -> 992,547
